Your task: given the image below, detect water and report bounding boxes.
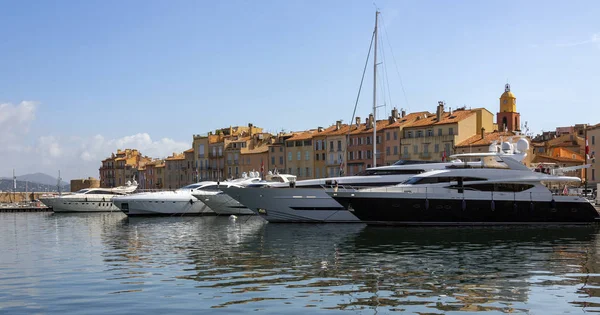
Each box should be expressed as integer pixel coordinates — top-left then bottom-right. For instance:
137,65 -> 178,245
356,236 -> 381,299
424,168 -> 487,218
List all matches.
2,213 -> 600,314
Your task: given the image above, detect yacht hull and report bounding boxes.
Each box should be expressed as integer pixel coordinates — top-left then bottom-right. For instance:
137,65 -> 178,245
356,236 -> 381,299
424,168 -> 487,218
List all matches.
112,194 -> 215,216
331,193 -> 600,225
195,193 -> 255,216
40,197 -> 120,213
222,187 -> 360,223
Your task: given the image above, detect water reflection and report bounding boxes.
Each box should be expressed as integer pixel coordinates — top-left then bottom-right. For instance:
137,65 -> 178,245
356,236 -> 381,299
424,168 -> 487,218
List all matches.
3,213 -> 600,314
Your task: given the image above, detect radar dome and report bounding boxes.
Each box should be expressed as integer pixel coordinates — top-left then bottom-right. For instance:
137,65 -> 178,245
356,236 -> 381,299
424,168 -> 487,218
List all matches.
501,142 -> 513,153
516,138 -> 529,152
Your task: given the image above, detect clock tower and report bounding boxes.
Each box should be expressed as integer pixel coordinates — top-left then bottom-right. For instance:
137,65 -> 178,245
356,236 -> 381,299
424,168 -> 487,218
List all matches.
497,84 -> 521,132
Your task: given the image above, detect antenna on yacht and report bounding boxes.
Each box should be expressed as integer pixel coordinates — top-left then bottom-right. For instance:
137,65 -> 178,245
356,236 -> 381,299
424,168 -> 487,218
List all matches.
57,170 -> 62,196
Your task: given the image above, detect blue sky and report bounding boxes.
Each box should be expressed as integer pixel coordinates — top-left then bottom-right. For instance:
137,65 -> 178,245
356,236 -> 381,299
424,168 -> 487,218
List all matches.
1,0 -> 599,180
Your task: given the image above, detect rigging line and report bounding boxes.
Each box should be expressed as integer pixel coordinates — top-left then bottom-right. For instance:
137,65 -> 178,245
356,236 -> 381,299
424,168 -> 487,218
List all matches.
346,30 -> 375,162
380,13 -> 410,112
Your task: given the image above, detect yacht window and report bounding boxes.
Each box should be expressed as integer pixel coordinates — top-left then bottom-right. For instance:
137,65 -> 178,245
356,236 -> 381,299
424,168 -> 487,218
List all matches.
200,185 -> 220,191
181,184 -> 202,189
358,169 -> 425,176
452,183 -> 535,192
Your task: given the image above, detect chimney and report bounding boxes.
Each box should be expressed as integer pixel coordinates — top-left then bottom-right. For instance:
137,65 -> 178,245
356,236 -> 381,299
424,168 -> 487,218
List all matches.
356,117 -> 361,126
388,115 -> 394,124
391,107 -> 399,119
368,113 -> 374,128
336,120 -> 341,130
481,127 -> 485,139
436,101 -> 444,121
401,109 -> 406,118
248,123 -> 253,136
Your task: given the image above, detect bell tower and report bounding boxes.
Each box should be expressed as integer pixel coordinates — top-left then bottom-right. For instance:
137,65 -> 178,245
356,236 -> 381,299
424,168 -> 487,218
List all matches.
497,83 -> 521,132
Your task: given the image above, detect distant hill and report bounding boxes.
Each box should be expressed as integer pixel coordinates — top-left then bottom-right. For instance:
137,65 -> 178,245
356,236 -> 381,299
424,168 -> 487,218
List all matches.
0,172 -> 68,186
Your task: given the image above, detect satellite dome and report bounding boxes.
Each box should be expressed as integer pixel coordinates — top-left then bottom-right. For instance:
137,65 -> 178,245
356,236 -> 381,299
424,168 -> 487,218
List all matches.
501,141 -> 513,153
516,138 -> 529,152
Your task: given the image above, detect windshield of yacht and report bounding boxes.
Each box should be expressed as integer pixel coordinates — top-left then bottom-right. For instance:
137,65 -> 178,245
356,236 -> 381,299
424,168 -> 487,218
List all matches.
392,160 -> 445,166
179,184 -> 202,190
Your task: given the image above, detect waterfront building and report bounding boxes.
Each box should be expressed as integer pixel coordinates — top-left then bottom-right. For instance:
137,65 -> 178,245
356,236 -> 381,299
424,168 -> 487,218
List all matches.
164,152 -> 185,189
312,123 -> 340,178
381,109 -> 430,165
456,130 -> 534,166
239,133 -> 272,177
192,134 -> 210,181
400,102 -> 494,162
267,132 -> 292,175
70,177 -> 99,192
347,114 -> 387,175
587,124 -> 600,186
208,133 -> 225,181
99,149 -> 148,188
284,130 -> 315,180
183,148 -> 195,185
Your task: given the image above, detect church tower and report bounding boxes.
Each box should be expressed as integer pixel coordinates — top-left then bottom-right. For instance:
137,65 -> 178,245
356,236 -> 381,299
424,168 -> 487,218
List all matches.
497,83 -> 521,132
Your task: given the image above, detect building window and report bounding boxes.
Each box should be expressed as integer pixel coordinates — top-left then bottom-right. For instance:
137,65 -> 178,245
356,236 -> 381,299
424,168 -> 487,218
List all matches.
330,141 -> 334,151
279,156 -> 283,165
393,146 -> 398,155
427,129 -> 433,137
297,167 -> 301,176
337,140 -> 342,151
417,130 -> 423,137
366,137 -> 371,145
305,151 -> 310,160
315,154 -> 319,161
297,152 -> 301,160
288,152 -> 292,161
438,129 -> 442,136
349,151 -> 354,160
271,157 -> 275,165
407,131 -> 413,138
424,144 -> 429,153
386,147 -> 390,156
593,136 -> 595,145
393,131 -> 397,140
404,146 -> 408,155
413,145 -> 418,154
279,147 -> 283,152
386,132 -> 390,141
449,127 -> 454,135
306,167 -> 310,177
444,143 -> 451,154
270,147 -> 274,153
434,144 -> 439,153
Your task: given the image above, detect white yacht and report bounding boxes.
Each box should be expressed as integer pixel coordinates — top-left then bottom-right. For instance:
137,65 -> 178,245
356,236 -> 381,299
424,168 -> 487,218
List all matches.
193,172 -> 297,216
112,182 -> 215,216
329,157 -> 600,225
40,181 -> 138,213
222,139 -> 530,223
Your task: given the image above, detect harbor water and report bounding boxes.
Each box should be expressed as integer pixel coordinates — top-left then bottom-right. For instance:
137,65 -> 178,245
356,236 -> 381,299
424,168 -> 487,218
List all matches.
2,212 -> 600,314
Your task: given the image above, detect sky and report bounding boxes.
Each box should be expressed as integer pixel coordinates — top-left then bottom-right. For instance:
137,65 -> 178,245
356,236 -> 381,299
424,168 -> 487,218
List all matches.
1,0 -> 599,180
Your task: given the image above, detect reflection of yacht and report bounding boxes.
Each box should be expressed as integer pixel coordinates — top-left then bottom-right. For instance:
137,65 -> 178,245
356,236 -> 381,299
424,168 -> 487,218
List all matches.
193,173 -> 296,216
40,181 -> 138,213
112,182 -> 215,216
222,139 -> 530,223
330,157 -> 600,225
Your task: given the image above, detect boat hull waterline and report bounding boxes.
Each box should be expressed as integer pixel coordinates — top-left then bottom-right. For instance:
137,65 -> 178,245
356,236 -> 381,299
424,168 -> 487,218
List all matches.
331,193 -> 600,225
222,187 -> 360,223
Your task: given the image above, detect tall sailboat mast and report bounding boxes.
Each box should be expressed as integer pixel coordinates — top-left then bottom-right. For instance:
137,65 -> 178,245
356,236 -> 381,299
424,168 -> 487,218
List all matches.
372,11 -> 379,168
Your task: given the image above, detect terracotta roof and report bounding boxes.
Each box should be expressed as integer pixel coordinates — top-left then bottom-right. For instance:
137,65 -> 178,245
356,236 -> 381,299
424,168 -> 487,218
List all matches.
184,148 -> 194,153
546,134 -> 583,148
550,147 -> 584,161
403,109 -> 475,128
325,124 -> 352,136
456,131 -> 520,147
115,157 -> 126,161
380,111 -> 432,130
312,125 -> 339,137
349,119 -> 391,135
241,142 -> 270,154
165,153 -> 185,161
287,131 -> 314,141
155,164 -> 165,168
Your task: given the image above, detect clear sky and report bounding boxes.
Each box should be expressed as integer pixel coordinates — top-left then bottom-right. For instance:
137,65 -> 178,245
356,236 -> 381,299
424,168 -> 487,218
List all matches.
1,0 -> 599,180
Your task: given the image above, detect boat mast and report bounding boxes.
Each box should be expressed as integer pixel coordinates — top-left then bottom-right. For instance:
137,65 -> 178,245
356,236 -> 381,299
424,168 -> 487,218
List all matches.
372,11 -> 379,168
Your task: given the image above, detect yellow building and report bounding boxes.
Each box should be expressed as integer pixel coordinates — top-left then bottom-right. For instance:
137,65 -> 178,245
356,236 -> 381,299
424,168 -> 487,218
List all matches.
192,134 -> 210,181
587,124 -> 600,186
381,109 -> 430,165
239,133 -> 272,176
99,149 -> 148,188
164,152 -> 186,189
284,130 -> 315,180
311,123 -> 339,178
267,132 -> 292,174
400,102 -> 494,161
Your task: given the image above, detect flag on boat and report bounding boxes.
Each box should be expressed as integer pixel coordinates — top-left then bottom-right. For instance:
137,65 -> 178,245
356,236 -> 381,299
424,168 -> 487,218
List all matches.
562,185 -> 569,195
